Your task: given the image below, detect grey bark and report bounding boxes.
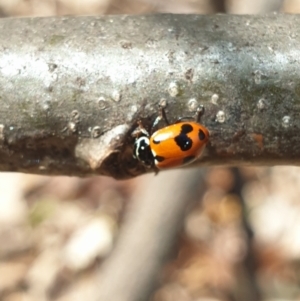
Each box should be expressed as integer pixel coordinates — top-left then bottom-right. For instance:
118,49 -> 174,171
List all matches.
0,14 -> 299,179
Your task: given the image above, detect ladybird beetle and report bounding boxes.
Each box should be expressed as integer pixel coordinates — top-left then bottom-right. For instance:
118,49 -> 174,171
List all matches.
132,106 -> 209,170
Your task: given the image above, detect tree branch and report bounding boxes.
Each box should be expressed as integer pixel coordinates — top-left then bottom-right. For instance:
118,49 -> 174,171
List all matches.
0,14 -> 299,179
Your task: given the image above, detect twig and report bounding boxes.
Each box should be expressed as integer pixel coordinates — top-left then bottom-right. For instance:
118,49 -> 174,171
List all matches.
230,168 -> 261,301
0,15 -> 300,178
95,168 -> 206,301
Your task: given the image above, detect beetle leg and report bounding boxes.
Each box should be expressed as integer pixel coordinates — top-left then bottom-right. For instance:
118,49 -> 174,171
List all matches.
195,105 -> 205,122
151,106 -> 170,134
160,106 -> 170,125
153,165 -> 160,175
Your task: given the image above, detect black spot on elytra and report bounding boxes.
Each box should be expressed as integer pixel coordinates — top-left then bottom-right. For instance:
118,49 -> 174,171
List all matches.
155,155 -> 165,162
181,124 -> 193,134
199,129 -> 206,141
152,138 -> 160,144
174,123 -> 194,151
175,135 -> 192,151
182,156 -> 195,164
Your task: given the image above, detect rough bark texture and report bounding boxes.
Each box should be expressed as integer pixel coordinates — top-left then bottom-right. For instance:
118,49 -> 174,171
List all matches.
0,14 -> 299,179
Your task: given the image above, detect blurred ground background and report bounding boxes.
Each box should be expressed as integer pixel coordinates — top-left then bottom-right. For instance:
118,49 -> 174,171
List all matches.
1,1 -> 300,301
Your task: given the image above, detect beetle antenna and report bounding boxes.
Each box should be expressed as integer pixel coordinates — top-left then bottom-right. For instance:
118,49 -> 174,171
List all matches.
160,106 -> 170,125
